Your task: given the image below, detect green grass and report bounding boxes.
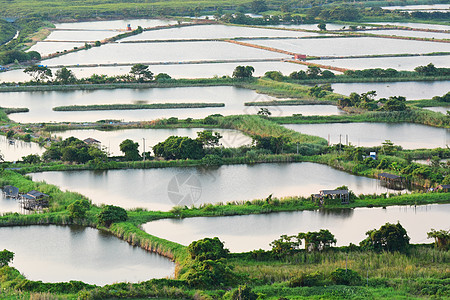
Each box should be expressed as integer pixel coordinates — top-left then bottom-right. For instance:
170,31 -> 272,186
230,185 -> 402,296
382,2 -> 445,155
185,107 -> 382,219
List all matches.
52,102 -> 225,111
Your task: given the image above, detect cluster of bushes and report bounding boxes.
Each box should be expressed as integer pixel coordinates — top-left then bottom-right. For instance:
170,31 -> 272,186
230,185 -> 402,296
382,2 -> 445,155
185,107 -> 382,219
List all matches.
338,91 -> 407,111
432,92 -> 450,103
414,63 -> 450,77
42,137 -> 107,164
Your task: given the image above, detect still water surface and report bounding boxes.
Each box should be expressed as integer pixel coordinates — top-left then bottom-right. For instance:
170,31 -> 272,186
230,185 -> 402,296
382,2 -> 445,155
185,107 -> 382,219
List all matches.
284,123 -> 450,149
143,204 -> 450,252
0,135 -> 44,161
1,86 -> 342,123
0,225 -> 175,285
331,81 -> 450,100
31,162 -> 404,211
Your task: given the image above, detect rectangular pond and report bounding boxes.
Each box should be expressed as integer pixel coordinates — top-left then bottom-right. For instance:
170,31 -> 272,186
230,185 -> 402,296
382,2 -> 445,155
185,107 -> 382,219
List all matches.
425,107 -> 450,114
30,162 -> 405,211
369,22 -> 450,31
330,81 -> 450,100
0,135 -> 44,162
53,19 -> 178,30
28,41 -> 85,56
1,86 -> 342,123
121,24 -> 322,41
142,203 -> 450,252
308,55 -> 450,70
361,29 -> 450,40
284,123 -> 450,149
54,128 -> 253,155
41,41 -> 290,66
0,225 -> 175,285
246,37 -> 450,57
45,30 -> 119,42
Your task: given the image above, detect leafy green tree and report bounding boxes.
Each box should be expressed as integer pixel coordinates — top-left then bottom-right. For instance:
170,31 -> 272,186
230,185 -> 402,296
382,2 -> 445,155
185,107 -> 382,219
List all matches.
230,285 -> 259,300
196,130 -> 222,147
253,135 -> 290,154
257,107 -> 271,116
250,0 -> 267,13
130,64 -> 153,82
321,70 -> 335,78
415,63 -> 437,76
184,259 -> 236,288
0,249 -> 14,267
360,222 -> 410,252
427,229 -> 449,250
119,139 -> 140,161
153,136 -> 205,160
270,234 -> 301,256
298,229 -> 336,252
155,73 -> 171,81
289,70 -> 307,80
317,22 -> 326,31
97,205 -> 127,227
264,70 -> 284,81
306,65 -> 321,78
232,65 -> 255,78
188,237 -> 229,261
23,65 -> 52,82
381,139 -> 396,155
381,96 -> 407,111
68,199 -> 90,220
55,67 -> 76,84
21,154 -> 41,164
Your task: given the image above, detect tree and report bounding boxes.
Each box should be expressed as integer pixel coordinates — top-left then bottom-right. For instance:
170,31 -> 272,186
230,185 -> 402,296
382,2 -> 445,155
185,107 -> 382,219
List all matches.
119,139 -> 140,161
360,222 -> 410,252
188,237 -> 229,261
55,67 -> 76,84
230,285 -> 259,300
317,22 -> 327,31
298,229 -> 336,252
196,130 -> 222,147
153,136 -> 205,160
0,249 -> 14,267
257,107 -> 271,116
330,268 -> 362,286
97,205 -> 127,227
415,63 -> 437,76
155,73 -> 171,81
264,71 -> 284,81
382,96 -> 407,111
23,65 -> 52,82
381,139 -> 396,155
21,154 -> 41,164
306,65 -> 321,78
270,234 -> 301,255
250,0 -> 267,13
130,64 -> 153,82
68,199 -> 90,220
427,229 -> 449,250
253,135 -> 290,154
232,65 -> 255,78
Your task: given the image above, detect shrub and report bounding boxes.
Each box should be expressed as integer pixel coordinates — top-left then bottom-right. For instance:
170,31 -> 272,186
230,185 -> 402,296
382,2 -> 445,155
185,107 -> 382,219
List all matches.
330,268 -> 362,286
97,205 -> 127,227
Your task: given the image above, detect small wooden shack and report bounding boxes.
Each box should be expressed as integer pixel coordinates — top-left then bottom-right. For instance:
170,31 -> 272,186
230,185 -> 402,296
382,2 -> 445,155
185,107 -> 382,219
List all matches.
20,190 -> 49,210
83,137 -> 101,148
316,189 -> 350,205
378,172 -> 405,189
2,185 -> 19,199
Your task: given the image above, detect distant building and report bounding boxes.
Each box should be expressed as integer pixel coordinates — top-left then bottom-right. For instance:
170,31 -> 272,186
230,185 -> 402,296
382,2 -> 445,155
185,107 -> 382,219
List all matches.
83,138 -> 101,147
294,54 -> 307,61
127,24 -> 132,31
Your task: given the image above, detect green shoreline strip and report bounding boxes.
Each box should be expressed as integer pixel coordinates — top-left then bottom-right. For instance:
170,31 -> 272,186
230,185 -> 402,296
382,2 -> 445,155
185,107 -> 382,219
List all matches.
52,102 -> 225,111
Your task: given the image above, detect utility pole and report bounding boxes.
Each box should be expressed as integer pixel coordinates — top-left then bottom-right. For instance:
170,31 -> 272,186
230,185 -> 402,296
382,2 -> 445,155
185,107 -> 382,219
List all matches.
142,138 -> 146,161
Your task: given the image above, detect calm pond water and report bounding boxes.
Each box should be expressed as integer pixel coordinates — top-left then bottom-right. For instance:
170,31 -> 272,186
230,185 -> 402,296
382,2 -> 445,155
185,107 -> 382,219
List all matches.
28,42 -> 84,56
54,19 -> 177,30
248,37 -> 450,57
121,24 -> 321,41
30,162 -> 403,211
1,86 -> 342,123
143,203 -> 450,252
381,4 -> 450,10
309,55 -> 450,70
0,192 -> 21,214
0,135 -> 44,161
0,225 -> 175,285
0,61 -> 311,82
266,24 -> 372,31
55,128 -> 253,155
42,41 -> 289,66
360,29 -> 450,39
284,123 -> 450,149
370,22 -> 450,31
45,30 -> 119,42
331,81 -> 450,100
425,107 -> 450,114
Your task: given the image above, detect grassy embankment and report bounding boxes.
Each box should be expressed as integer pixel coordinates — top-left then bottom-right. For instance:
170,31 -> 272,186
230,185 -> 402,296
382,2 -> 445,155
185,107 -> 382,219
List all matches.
52,103 -> 225,111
